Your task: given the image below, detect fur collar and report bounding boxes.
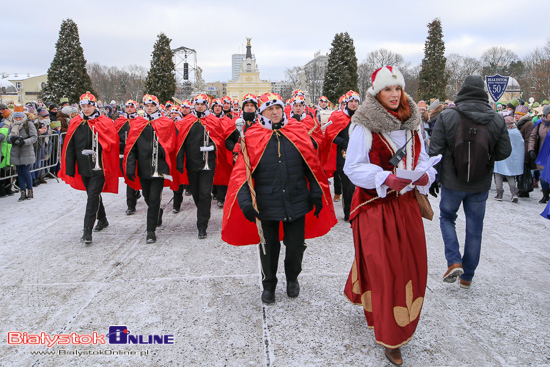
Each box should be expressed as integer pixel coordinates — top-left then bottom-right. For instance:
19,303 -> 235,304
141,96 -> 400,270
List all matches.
81,109 -> 101,121
351,92 -> 420,133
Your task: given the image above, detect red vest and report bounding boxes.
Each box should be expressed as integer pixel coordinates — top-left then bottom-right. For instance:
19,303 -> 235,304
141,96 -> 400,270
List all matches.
349,130 -> 422,222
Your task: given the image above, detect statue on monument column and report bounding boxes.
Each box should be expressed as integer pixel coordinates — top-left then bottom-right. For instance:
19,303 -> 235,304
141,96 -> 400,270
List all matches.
194,66 -> 206,93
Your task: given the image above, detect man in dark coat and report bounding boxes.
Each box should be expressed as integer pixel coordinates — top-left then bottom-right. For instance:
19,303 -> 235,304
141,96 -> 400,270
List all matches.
429,75 -> 512,289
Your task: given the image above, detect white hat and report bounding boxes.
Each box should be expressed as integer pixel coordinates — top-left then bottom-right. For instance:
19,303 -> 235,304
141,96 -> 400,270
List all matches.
368,66 -> 405,96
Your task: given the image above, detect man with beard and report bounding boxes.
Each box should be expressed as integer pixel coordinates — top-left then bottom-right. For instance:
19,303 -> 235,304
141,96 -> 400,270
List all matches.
60,92 -> 119,244
221,92 -> 337,304
124,94 -> 177,244
114,100 -> 142,215
322,90 -> 360,221
176,94 -> 230,239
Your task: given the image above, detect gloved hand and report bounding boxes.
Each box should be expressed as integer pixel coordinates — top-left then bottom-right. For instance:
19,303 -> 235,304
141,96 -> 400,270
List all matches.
529,150 -> 537,160
413,173 -> 429,186
242,205 -> 260,223
429,180 -> 440,198
311,196 -> 323,218
126,174 -> 135,182
15,137 -> 25,146
384,174 -> 412,192
9,135 -> 18,144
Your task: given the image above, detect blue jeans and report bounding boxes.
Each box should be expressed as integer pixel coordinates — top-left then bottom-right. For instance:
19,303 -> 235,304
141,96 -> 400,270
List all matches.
439,187 -> 489,282
16,165 -> 33,191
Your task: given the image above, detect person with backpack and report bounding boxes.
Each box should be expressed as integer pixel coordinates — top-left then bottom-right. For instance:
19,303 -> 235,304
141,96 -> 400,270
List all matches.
429,75 -> 511,290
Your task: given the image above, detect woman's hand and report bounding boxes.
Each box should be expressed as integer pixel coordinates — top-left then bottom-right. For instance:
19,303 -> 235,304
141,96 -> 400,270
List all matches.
412,173 -> 429,186
384,174 -> 412,192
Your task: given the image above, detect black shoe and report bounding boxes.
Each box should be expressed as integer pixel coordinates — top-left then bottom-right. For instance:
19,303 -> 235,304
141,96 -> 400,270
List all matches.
157,208 -> 164,226
172,207 -> 180,213
18,191 -> 27,202
81,228 -> 93,244
5,186 -> 15,196
146,231 -> 156,244
287,280 -> 300,298
32,179 -> 39,187
39,176 -> 47,184
184,189 -> 191,196
135,190 -> 142,200
539,190 -> 550,204
94,218 -> 109,232
126,208 -> 136,215
261,290 -> 275,304
217,201 -> 224,208
198,229 -> 207,239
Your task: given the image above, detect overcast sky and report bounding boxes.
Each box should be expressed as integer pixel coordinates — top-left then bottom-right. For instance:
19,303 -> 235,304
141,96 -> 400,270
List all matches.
3,0 -> 549,83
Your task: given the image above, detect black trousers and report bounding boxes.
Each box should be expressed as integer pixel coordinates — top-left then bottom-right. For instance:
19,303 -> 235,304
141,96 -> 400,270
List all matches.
172,184 -> 184,210
215,185 -> 227,203
333,172 -> 342,195
81,175 -> 106,229
259,216 -> 306,292
338,171 -> 355,221
140,177 -> 164,231
187,169 -> 215,231
126,185 -> 140,210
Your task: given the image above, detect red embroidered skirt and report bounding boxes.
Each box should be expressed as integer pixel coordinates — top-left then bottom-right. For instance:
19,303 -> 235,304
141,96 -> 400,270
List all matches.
344,191 -> 427,348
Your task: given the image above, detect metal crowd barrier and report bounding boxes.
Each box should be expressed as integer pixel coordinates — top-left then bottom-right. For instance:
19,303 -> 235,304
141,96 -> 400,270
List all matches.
0,132 -> 66,183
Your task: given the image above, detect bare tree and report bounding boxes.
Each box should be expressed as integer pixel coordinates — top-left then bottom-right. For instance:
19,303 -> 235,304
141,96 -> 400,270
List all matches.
285,66 -> 302,90
358,49 -> 409,98
402,64 -> 421,101
480,46 -> 519,76
304,62 -> 326,103
89,62 -> 148,103
522,39 -> 550,102
445,53 -> 482,100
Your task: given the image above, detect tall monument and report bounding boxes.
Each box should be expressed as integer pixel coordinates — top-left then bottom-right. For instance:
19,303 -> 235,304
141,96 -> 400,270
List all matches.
226,38 -> 272,101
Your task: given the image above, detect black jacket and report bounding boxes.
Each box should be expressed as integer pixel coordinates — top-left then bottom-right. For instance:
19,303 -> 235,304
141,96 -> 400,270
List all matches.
429,100 -> 512,192
176,122 -> 216,172
237,132 -> 322,222
126,124 -> 169,179
333,123 -> 350,172
65,122 -> 104,177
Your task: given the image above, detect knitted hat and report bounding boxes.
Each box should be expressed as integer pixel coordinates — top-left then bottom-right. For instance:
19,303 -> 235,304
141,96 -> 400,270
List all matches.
61,106 -> 72,116
49,103 -> 59,111
0,103 -> 7,110
455,75 -> 488,104
110,100 -> 116,105
368,66 -> 405,96
514,105 -> 529,116
79,92 -> 97,106
417,100 -> 427,109
39,108 -> 50,118
242,93 -> 258,108
12,105 -> 26,119
142,94 -> 160,107
430,99 -> 440,110
258,93 -> 284,115
543,104 -> 550,118
507,103 -> 515,110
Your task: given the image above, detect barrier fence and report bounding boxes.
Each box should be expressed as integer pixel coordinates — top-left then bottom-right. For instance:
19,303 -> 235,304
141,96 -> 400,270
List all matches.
0,132 -> 66,184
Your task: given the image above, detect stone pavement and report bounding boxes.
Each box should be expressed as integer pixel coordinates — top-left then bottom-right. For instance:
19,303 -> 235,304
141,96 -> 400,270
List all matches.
0,178 -> 549,366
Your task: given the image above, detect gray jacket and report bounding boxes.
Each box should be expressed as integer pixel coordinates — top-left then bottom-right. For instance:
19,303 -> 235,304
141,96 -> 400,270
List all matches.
429,100 -> 511,192
8,120 -> 37,166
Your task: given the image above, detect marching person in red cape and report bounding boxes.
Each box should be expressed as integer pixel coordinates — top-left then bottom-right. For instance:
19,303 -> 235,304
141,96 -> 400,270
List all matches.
322,90 -> 360,221
315,95 -> 330,122
211,98 -> 234,207
221,93 -> 337,304
342,66 -> 436,366
114,100 -> 142,216
175,94 -> 231,239
232,98 -> 241,117
60,92 -> 119,244
123,94 -> 177,244
222,96 -> 234,119
289,94 -> 323,153
168,105 -> 186,213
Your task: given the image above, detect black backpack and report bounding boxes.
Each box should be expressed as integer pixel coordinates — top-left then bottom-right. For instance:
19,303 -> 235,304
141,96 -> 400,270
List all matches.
451,108 -> 492,183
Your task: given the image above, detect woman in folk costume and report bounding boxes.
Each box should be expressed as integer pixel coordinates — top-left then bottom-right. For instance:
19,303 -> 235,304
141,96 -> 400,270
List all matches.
343,66 -> 436,366
124,94 -> 178,244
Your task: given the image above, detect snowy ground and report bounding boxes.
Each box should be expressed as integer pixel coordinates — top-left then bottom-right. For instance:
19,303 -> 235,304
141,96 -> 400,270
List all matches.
0,176 -> 549,367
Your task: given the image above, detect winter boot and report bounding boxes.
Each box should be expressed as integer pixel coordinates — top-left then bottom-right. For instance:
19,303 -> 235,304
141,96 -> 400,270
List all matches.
494,189 -> 503,201
18,190 -> 27,202
39,171 -> 47,184
510,187 -> 519,203
27,189 -> 33,199
0,182 -> 6,198
81,228 -> 93,244
157,208 -> 164,227
540,190 -> 550,204
94,218 -> 109,232
146,231 -> 156,244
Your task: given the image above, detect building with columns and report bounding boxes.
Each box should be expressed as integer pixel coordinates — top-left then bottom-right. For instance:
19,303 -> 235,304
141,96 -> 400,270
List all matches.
226,39 -> 271,101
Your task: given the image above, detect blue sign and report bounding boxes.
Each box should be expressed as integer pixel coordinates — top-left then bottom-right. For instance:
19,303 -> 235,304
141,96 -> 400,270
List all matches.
485,74 -> 509,102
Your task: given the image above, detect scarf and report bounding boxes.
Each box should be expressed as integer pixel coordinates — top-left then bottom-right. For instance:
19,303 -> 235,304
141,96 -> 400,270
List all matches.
81,109 -> 101,121
145,110 -> 163,121
124,112 -> 138,119
258,114 -> 288,130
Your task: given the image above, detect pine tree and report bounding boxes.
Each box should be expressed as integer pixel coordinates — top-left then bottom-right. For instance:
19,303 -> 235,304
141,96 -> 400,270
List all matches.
144,33 -> 176,104
418,18 -> 448,101
322,32 -> 359,104
40,19 -> 95,103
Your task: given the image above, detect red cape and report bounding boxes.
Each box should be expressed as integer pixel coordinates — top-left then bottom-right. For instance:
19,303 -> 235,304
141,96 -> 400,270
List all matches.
221,119 -> 337,246
175,113 -> 232,185
59,115 -> 120,193
122,116 -> 178,191
321,110 -> 350,176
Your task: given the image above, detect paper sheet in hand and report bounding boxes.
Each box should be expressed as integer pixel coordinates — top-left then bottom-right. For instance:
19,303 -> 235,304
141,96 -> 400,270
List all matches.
395,154 -> 442,184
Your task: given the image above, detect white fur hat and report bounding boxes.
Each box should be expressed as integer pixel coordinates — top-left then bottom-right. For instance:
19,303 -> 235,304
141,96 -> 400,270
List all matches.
368,66 -> 405,96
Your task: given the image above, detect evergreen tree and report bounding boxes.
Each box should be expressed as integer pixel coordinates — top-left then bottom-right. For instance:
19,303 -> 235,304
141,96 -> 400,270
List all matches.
40,19 -> 95,103
418,18 -> 448,101
322,32 -> 359,104
144,33 -> 176,104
